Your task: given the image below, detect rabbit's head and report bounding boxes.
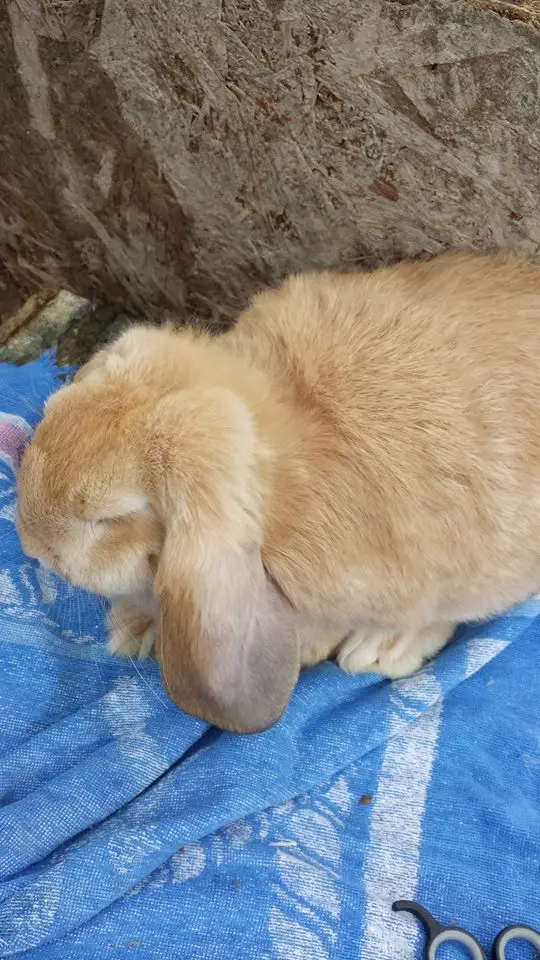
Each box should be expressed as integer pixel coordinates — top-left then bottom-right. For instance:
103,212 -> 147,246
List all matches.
17,327 -> 300,732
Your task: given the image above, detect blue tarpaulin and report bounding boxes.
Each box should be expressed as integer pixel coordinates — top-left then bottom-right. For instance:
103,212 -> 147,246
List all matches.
0,355 -> 538,959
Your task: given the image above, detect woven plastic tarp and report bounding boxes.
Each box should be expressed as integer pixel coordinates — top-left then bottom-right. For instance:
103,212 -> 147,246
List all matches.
0,355 -> 538,959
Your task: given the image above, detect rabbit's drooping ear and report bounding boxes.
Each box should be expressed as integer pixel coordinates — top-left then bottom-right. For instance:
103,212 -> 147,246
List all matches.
156,534 -> 300,732
149,388 -> 300,733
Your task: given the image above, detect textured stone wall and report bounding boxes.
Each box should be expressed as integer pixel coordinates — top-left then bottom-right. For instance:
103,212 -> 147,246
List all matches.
1,0 -> 540,331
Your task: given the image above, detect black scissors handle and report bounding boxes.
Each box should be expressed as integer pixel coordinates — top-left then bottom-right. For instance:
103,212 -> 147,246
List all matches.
492,924 -> 540,959
393,900 -> 488,959
393,901 -> 540,959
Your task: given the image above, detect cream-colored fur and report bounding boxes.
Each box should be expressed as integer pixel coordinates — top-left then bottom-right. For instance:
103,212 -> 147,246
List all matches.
16,251 -> 540,730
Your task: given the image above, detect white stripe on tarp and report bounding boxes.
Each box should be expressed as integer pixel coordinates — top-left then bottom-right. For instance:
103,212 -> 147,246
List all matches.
465,636 -> 510,678
360,693 -> 443,960
360,630 -> 511,959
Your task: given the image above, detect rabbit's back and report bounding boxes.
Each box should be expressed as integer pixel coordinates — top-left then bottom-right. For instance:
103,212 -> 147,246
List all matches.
229,252 -> 540,629
234,251 -> 540,428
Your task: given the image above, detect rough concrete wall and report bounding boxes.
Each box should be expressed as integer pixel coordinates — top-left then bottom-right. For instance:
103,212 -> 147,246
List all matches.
1,0 -> 540,330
